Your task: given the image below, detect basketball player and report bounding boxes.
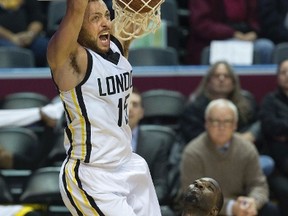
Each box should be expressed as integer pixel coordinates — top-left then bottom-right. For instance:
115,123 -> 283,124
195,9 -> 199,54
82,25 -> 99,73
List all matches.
46,0 -> 162,215
182,177 -> 223,216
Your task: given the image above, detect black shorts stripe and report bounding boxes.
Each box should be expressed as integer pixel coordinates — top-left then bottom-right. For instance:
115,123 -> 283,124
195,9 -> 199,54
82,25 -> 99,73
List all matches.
62,160 -> 84,216
74,160 -> 105,216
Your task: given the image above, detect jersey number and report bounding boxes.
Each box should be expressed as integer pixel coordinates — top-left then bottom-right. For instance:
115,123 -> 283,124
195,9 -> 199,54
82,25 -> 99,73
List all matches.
117,94 -> 129,127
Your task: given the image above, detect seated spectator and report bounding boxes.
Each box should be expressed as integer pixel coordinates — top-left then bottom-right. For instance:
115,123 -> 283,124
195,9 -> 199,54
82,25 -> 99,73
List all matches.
185,0 -> 274,65
128,88 -> 171,206
179,98 -> 280,216
181,177 -> 223,216
179,60 -> 274,177
0,99 -> 63,128
259,58 -> 288,216
0,0 -> 49,67
0,99 -> 64,169
258,0 -> 288,45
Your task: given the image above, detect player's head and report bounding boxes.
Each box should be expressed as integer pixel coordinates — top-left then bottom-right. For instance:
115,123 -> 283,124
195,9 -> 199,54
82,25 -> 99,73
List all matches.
78,0 -> 112,53
182,177 -> 223,216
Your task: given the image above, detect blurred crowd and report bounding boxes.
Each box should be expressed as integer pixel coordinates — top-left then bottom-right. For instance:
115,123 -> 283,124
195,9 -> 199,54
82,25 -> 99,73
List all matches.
1,0 -> 288,67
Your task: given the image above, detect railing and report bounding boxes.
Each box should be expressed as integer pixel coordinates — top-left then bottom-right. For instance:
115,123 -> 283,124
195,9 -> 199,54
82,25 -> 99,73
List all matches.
0,65 -> 278,103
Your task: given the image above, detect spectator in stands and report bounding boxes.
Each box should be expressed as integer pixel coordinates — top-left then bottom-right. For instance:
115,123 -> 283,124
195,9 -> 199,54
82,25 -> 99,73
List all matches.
0,99 -> 63,128
185,0 -> 274,65
178,60 -> 274,177
181,177 -> 223,216
0,0 -> 49,67
0,99 -> 63,169
180,98 -> 280,216
180,61 -> 258,143
128,88 -> 171,206
259,58 -> 288,216
258,0 -> 288,45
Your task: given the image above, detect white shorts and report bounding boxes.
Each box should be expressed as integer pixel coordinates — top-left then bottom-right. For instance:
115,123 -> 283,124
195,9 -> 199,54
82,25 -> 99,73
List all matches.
59,153 -> 161,216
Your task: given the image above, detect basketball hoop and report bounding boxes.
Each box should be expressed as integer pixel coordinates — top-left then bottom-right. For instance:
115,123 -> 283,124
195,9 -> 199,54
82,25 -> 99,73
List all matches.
112,0 -> 164,40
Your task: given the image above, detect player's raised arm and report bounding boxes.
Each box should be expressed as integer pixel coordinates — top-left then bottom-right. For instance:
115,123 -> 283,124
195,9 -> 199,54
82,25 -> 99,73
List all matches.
47,0 -> 88,89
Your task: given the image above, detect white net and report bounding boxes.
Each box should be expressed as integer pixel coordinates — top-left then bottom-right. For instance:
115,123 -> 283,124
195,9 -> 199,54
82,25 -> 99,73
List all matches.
112,0 -> 164,40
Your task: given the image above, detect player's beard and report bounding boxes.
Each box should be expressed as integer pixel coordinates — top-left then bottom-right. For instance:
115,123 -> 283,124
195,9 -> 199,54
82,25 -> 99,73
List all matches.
78,27 -> 109,54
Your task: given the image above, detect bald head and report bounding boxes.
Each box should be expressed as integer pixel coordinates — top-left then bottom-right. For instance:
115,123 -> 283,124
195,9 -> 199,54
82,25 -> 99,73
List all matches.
182,177 -> 223,216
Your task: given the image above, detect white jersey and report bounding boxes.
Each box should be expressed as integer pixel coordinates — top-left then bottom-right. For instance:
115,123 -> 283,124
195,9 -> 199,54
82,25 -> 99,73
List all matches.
58,40 -> 133,168
57,39 -> 161,216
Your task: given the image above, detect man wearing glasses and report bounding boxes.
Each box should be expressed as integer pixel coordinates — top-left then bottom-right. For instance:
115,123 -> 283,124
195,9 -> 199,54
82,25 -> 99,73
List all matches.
179,99 -> 280,216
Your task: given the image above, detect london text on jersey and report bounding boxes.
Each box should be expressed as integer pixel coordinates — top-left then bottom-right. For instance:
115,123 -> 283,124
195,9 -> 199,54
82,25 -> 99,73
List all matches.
97,71 -> 133,96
